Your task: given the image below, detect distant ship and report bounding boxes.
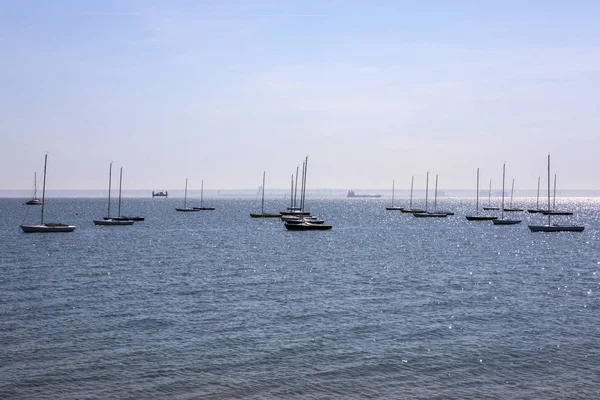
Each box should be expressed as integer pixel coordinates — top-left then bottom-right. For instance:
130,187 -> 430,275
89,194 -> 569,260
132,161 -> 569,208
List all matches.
347,190 -> 381,198
152,191 -> 168,198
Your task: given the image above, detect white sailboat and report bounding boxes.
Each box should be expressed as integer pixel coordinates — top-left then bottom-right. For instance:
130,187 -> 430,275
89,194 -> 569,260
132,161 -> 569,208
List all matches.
493,163 -> 521,225
250,171 -> 280,218
386,179 -> 404,210
94,163 -> 134,226
503,178 -> 523,212
466,168 -> 497,221
540,174 -> 573,215
482,179 -> 499,211
528,155 -> 584,232
413,172 -> 447,218
193,180 -> 215,210
20,154 -> 76,233
25,172 -> 42,205
401,176 -> 425,213
176,178 -> 201,212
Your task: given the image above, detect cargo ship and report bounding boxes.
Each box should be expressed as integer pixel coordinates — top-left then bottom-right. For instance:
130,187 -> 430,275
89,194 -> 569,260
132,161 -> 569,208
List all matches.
347,190 -> 381,198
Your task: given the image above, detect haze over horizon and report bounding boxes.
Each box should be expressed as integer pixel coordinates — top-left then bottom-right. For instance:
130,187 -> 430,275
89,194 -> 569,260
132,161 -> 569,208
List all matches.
2,1 -> 599,191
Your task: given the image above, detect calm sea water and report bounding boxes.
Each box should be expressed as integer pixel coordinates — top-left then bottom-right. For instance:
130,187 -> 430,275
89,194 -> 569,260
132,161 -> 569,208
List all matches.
1,197 -> 599,399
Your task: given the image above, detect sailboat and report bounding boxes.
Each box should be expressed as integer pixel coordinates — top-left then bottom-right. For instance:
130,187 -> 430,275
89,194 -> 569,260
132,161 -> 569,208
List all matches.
193,180 -> 215,210
176,178 -> 201,212
433,174 -> 454,215
527,177 -> 545,213
482,179 -> 499,211
493,163 -> 521,225
280,169 -> 310,216
250,171 -> 281,218
414,172 -> 447,218
529,155 -> 583,232
503,179 -> 523,212
401,176 -> 425,213
94,163 -> 134,226
20,154 -> 76,233
540,174 -> 573,215
466,168 -> 497,221
284,156 -> 332,230
386,179 -> 404,210
25,172 -> 42,205
103,167 -> 144,221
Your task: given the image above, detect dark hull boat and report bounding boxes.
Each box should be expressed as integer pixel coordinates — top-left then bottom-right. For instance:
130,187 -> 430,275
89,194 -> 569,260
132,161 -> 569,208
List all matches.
21,223 -> 76,233
493,219 -> 521,225
401,209 -> 426,214
386,180 -> 403,210
285,222 -> 332,230
413,212 -> 447,218
193,207 -> 215,211
483,206 -> 499,211
527,209 -> 545,213
94,219 -> 134,226
466,215 -> 498,221
104,216 -> 145,221
250,213 -> 281,218
25,199 -> 42,205
24,172 -> 42,205
529,224 -> 584,232
541,210 -> 573,216
503,207 -> 523,212
20,155 -> 76,233
176,208 -> 201,212
528,155 -> 584,233
250,171 -> 280,218
492,163 -> 521,226
386,206 -> 404,211
280,210 -> 311,216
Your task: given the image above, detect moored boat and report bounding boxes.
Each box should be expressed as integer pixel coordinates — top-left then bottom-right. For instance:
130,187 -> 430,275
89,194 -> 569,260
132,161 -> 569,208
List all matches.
492,163 -> 521,225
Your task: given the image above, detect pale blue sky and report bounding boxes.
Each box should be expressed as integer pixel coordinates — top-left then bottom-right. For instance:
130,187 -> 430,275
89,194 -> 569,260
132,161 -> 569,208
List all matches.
1,0 -> 599,191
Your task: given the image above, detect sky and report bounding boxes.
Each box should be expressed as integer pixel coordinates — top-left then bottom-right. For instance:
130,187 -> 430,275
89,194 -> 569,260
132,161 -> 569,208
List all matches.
1,0 -> 599,192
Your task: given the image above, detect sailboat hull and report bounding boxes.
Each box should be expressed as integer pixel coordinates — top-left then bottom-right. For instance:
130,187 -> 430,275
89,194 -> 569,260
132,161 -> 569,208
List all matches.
413,212 -> 447,218
104,216 -> 145,221
385,206 -> 404,211
25,199 -> 42,205
492,219 -> 522,225
401,209 -> 426,214
541,211 -> 573,216
527,209 -> 544,213
176,208 -> 201,212
285,222 -> 332,231
193,207 -> 215,211
94,219 -> 134,226
466,216 -> 498,221
528,225 -> 584,232
503,208 -> 523,212
21,224 -> 76,233
482,206 -> 499,211
250,213 -> 281,218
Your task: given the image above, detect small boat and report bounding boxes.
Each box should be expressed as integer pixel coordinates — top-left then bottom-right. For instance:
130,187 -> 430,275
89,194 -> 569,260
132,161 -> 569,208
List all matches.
540,174 -> 573,215
24,172 -> 42,205
193,180 -> 215,210
401,176 -> 426,213
250,171 -> 281,218
528,155 -> 584,232
94,163 -> 135,226
284,217 -> 325,225
493,163 -> 521,225
466,168 -> 498,221
20,154 -> 76,233
347,190 -> 381,198
285,221 -> 332,230
528,176 -> 545,213
103,167 -> 144,221
502,179 -> 523,212
432,174 -> 453,215
413,172 -> 447,218
152,191 -> 168,198
386,180 -> 404,210
482,179 -> 499,211
176,178 -> 201,212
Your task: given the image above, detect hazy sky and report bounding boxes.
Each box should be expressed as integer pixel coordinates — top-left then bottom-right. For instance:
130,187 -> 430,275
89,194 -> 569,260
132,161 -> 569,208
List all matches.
1,0 -> 599,191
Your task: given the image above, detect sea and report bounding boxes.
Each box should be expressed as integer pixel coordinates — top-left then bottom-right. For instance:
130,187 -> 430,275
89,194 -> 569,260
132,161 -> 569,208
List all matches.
1,197 -> 599,399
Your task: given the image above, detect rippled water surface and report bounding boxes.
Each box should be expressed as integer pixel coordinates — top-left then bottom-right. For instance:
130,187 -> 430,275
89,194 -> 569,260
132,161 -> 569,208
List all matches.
1,197 -> 600,399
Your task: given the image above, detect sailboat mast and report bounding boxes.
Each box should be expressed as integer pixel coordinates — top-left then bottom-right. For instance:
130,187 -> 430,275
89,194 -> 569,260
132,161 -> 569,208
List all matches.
547,155 -> 551,225
409,176 -> 414,209
434,174 -> 438,211
40,154 -> 48,225
293,166 -> 299,209
261,171 -> 266,214
536,176 -> 540,209
184,178 -> 188,208
424,171 -> 429,212
391,179 -> 395,207
200,180 -> 204,208
34,172 -> 37,199
488,179 -> 492,207
118,167 -> 123,217
501,163 -> 506,219
476,168 -> 480,216
107,162 -> 113,218
509,179 -> 515,208
290,175 -> 294,209
301,157 -> 308,211
553,174 -> 557,211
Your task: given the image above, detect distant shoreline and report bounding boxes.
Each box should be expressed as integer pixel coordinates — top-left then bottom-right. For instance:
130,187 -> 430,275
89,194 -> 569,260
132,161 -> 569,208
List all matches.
3,189 -> 600,198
